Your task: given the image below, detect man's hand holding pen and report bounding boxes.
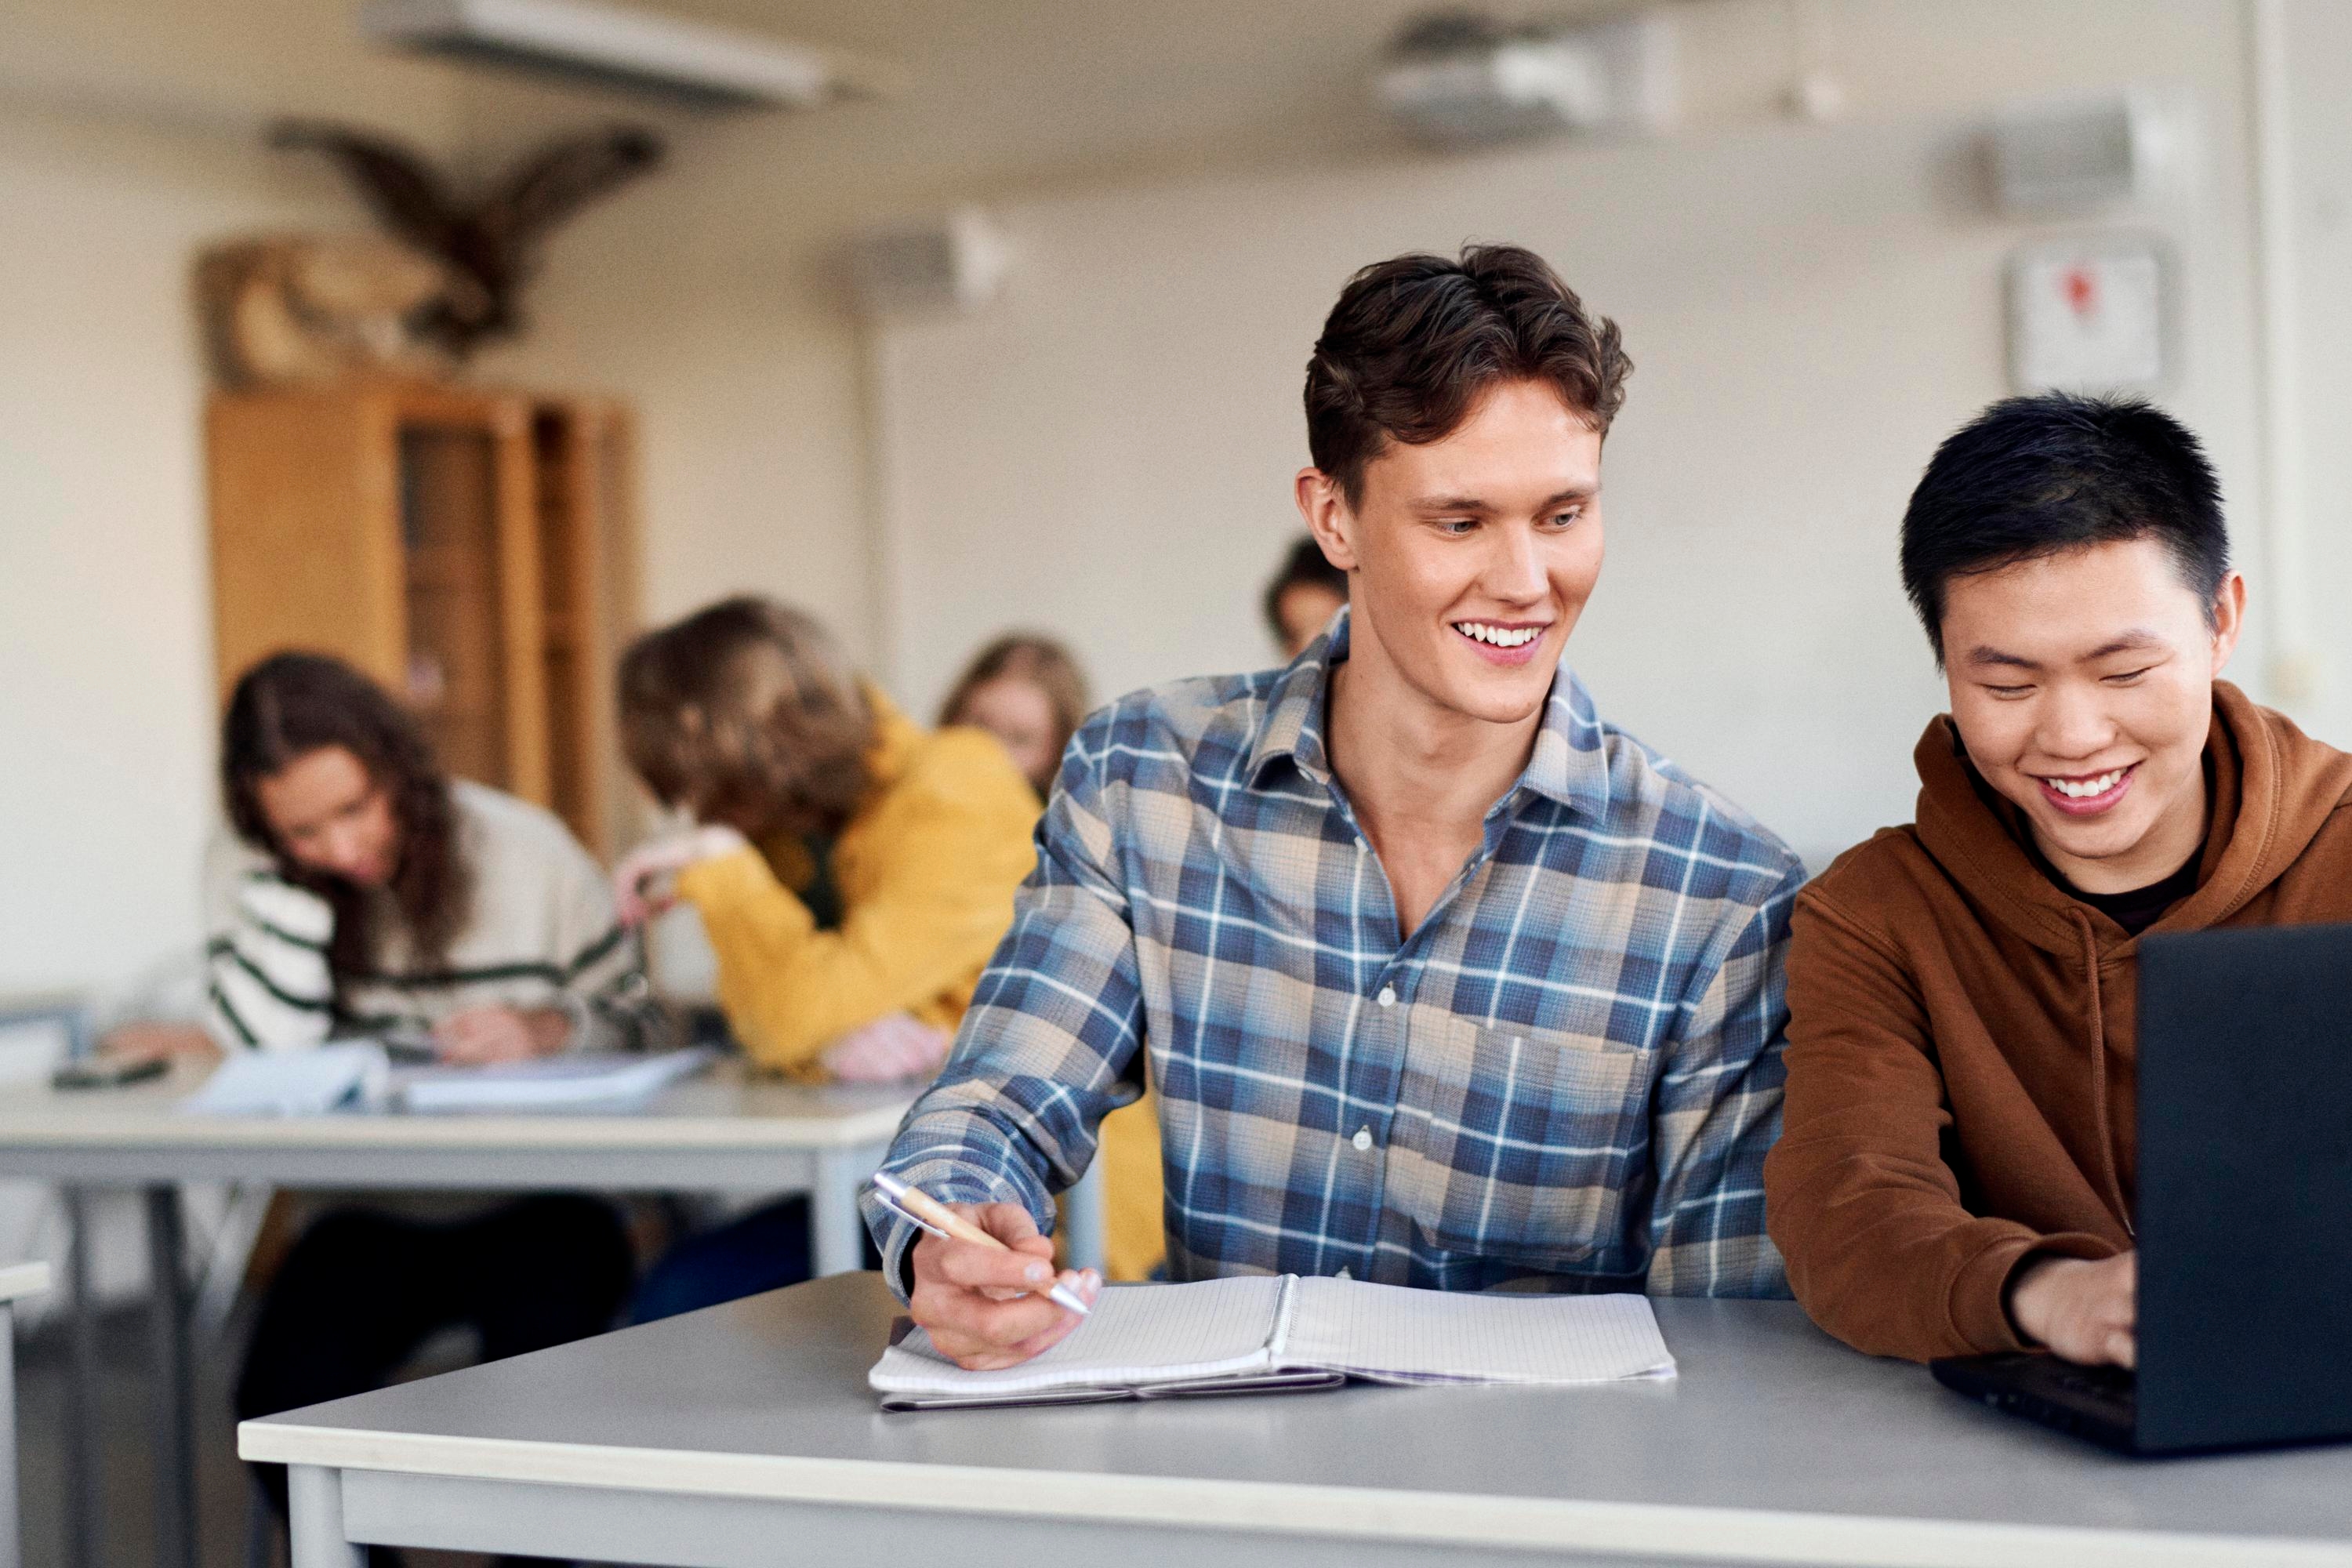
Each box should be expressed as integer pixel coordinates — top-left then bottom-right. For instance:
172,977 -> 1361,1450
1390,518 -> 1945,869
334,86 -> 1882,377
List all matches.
907,1200 -> 1102,1370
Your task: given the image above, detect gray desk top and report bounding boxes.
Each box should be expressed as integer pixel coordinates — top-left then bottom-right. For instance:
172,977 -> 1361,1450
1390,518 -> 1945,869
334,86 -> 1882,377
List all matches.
0,1059 -> 915,1190
0,1261 -> 49,1303
0,991 -> 84,1021
0,1057 -> 913,1152
244,1273 -> 2352,1566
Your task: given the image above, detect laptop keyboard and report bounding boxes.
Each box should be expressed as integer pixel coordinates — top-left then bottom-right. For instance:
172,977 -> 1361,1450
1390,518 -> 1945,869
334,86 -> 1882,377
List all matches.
2042,1362 -> 2136,1402
2051,1363 -> 2145,1401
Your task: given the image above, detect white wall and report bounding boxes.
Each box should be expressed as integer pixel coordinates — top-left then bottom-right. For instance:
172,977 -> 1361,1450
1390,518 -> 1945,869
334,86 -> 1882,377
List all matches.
871,1 -> 2267,866
2279,0 -> 2352,746
7,0 -> 2352,999
478,205 -> 878,643
0,109 -> 361,995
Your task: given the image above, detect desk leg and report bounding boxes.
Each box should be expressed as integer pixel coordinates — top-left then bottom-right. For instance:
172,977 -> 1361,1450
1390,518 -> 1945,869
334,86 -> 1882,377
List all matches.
145,1185 -> 197,1568
1062,1159 -> 1107,1273
1,1298 -> 19,1568
60,1187 -> 98,1568
812,1148 -> 865,1277
287,1466 -> 361,1568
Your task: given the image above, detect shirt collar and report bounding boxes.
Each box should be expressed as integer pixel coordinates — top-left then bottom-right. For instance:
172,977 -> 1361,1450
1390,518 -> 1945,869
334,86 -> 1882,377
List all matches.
1244,608 -> 1613,819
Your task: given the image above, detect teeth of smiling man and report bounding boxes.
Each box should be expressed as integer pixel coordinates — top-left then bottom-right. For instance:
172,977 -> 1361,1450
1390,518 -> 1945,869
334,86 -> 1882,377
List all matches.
2047,768 -> 2127,799
1454,622 -> 1541,648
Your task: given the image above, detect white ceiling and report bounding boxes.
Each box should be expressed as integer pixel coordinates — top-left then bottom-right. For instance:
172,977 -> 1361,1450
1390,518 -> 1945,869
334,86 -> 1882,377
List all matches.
5,0 -> 1643,202
654,0 -> 1637,194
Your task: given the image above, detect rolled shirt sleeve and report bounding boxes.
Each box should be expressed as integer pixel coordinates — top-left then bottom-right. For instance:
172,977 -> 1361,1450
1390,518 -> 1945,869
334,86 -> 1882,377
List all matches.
863,750 -> 1145,1298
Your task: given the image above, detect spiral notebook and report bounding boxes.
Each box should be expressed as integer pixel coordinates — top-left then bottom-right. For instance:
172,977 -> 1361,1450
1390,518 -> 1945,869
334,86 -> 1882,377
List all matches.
869,1274 -> 1675,1411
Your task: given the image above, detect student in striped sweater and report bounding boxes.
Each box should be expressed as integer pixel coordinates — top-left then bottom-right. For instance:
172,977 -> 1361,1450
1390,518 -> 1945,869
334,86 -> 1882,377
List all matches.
202,662 -> 641,1056
195,652 -> 644,1547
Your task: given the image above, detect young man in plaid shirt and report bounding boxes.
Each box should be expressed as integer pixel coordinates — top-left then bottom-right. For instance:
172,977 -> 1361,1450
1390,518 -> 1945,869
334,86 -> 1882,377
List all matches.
868,244 -> 1806,1369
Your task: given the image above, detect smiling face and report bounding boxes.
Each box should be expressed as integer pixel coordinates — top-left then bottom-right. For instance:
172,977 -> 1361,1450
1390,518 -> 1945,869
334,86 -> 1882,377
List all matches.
254,744 -> 401,887
1941,537 -> 2244,894
1298,377 -> 1604,732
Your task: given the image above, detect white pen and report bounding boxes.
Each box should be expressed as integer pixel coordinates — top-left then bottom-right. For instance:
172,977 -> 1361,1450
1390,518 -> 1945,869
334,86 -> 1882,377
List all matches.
872,1171 -> 1092,1316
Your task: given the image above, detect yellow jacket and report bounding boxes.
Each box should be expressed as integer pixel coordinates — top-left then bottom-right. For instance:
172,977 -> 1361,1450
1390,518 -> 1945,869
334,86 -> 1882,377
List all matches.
677,689 -> 1167,1279
675,691 -> 1039,1076
1095,1091 -> 1165,1282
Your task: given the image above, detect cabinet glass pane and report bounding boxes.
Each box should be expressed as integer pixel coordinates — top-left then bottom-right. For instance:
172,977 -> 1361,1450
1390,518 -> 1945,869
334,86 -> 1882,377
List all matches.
398,424 -> 509,789
534,411 -> 588,842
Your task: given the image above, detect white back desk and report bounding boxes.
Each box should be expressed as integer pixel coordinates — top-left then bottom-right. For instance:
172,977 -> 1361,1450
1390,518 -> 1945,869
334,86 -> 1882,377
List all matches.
245,1271 -> 2352,1568
0,1058 -> 917,1568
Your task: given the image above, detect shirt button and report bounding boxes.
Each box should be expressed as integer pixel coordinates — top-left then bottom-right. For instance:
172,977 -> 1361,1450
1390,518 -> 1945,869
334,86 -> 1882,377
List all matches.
1377,985 -> 1396,1007
1335,1266 -> 1352,1280
1352,1127 -> 1373,1152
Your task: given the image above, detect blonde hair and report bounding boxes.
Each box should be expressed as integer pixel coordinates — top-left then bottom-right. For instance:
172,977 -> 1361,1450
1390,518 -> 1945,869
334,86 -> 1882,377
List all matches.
937,633 -> 1090,784
619,597 -> 874,837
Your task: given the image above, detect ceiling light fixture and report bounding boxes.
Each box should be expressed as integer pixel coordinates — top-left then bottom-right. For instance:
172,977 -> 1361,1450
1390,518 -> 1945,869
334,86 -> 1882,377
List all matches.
361,0 -> 898,111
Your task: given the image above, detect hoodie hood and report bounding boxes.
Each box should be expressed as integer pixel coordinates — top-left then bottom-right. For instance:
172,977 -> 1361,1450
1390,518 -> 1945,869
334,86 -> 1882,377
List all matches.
1909,681 -> 2352,961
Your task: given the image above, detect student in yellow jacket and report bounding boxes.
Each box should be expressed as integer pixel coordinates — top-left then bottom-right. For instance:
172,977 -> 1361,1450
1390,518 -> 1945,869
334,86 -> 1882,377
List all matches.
612,597 -> 1153,1312
612,597 -> 1035,1315
617,609 -> 1037,1080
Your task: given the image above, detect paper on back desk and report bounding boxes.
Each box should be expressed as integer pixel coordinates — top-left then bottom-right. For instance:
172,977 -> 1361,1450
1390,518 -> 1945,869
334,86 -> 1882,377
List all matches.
179,1043 -> 390,1116
391,1045 -> 716,1112
1276,1277 -> 1677,1385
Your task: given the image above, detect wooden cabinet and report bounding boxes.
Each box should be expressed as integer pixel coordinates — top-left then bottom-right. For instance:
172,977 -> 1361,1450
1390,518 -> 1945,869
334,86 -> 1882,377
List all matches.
206,381 -> 641,858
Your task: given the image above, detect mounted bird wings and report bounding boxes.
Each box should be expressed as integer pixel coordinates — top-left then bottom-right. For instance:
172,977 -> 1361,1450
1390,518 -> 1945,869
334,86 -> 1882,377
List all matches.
269,119 -> 666,358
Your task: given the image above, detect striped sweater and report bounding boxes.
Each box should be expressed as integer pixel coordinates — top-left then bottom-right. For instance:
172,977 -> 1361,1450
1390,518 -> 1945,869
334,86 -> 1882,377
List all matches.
204,781 -> 642,1052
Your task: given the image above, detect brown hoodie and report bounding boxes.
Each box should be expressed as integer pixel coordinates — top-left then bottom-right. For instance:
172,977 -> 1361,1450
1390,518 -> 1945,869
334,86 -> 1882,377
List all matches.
1764,682 -> 2352,1362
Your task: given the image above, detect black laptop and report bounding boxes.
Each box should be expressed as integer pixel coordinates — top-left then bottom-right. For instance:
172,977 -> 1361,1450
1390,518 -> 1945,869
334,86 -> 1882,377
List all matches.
1931,921 -> 2352,1455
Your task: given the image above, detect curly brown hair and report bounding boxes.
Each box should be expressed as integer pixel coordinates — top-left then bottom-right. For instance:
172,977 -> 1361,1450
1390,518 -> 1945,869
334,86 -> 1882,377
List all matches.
220,652 -> 470,984
618,597 -> 876,839
1305,243 -> 1632,507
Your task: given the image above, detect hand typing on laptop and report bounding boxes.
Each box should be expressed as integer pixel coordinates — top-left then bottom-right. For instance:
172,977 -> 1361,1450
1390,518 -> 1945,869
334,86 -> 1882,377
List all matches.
909,1202 -> 1101,1370
2009,1253 -> 2136,1368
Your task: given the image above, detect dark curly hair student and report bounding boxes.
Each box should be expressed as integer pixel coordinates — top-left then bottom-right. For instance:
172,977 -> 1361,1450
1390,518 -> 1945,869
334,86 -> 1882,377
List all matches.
197,652 -> 646,1545
220,651 -> 468,987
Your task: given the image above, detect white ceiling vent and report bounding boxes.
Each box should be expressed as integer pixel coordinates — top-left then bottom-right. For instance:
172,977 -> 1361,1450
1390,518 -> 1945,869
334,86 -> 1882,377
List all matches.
361,0 -> 898,111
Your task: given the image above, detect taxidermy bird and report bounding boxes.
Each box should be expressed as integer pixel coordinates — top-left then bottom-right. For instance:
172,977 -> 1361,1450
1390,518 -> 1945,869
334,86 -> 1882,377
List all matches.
195,233 -> 461,389
268,119 -> 665,358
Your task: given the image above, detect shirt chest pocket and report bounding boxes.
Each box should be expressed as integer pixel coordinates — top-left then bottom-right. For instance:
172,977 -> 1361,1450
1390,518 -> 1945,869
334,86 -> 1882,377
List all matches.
1392,1014 -> 1655,1275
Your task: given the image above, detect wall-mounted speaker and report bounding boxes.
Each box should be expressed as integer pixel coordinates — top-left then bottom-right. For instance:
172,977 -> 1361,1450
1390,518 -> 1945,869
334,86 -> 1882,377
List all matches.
847,208 -> 1008,318
1989,93 -> 2165,215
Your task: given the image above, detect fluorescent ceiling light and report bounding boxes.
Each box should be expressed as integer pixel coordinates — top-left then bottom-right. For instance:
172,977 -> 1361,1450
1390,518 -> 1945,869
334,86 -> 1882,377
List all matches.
362,0 -> 898,111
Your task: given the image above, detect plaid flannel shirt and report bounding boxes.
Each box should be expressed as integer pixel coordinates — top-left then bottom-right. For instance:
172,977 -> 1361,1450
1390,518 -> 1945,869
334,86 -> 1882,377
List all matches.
866,615 -> 1806,1298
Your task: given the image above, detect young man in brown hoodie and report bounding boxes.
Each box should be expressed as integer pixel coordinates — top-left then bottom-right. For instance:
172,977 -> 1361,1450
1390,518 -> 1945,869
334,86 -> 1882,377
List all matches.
1764,393 -> 2352,1370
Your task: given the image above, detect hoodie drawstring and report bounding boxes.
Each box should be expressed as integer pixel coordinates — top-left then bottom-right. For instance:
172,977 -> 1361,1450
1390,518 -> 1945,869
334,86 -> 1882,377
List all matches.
2072,910 -> 2135,1236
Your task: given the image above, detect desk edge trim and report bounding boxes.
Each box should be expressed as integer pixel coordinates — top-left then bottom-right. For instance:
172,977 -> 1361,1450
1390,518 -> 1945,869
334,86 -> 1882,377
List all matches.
234,1426 -> 2350,1567
0,1108 -> 909,1151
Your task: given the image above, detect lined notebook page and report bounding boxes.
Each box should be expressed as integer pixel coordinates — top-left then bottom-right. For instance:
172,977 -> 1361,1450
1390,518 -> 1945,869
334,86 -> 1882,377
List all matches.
870,1274 -> 1290,1398
1279,1277 -> 1676,1385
